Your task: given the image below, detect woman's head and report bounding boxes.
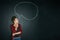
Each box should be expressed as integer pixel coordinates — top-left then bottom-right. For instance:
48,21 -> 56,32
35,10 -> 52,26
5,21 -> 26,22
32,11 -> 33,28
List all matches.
11,16 -> 19,24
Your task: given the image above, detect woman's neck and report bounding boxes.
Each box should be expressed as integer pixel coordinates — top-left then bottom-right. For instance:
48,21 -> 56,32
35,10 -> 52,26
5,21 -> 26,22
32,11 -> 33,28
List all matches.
13,23 -> 18,28
13,23 -> 19,31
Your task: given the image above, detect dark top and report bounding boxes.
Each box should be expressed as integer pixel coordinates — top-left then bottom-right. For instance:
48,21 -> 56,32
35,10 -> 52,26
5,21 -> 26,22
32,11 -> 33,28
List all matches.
14,25 -> 21,37
10,24 -> 22,40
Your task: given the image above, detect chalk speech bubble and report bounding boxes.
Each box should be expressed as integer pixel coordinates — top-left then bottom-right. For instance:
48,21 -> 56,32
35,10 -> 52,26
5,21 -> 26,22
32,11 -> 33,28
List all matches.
14,2 -> 39,20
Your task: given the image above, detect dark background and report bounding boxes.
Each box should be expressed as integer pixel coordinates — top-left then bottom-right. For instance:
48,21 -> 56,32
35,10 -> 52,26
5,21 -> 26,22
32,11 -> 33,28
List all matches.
0,0 -> 60,40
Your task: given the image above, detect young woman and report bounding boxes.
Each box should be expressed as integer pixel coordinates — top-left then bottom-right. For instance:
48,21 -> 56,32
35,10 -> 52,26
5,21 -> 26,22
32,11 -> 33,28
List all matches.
10,16 -> 22,40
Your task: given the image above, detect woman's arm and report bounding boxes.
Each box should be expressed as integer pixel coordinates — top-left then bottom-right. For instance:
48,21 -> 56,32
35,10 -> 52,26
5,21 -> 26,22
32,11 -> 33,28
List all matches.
12,31 -> 21,35
12,24 -> 22,36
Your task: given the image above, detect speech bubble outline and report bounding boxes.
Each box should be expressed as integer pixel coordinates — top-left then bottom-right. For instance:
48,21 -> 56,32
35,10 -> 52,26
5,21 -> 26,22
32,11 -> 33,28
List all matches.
14,2 -> 39,20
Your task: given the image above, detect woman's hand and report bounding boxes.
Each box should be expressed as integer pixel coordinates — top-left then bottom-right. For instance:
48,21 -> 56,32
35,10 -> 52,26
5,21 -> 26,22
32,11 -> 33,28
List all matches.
15,31 -> 21,35
12,33 -> 16,36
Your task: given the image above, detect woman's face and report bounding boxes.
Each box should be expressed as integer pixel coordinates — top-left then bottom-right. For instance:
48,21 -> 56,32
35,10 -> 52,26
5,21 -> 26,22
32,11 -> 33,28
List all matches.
14,18 -> 19,24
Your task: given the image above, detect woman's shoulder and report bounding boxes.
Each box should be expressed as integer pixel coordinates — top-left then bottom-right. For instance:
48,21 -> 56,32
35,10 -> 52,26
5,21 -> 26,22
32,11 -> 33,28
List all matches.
18,24 -> 21,25
18,24 -> 22,27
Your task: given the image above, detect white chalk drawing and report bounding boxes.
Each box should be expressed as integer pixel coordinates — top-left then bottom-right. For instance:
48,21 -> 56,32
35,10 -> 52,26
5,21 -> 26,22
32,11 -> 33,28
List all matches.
14,2 -> 39,20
